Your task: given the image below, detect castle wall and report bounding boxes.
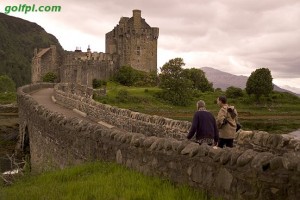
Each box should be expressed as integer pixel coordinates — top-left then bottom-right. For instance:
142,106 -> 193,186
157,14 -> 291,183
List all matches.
31,45 -> 60,83
60,52 -> 119,87
17,83 -> 300,200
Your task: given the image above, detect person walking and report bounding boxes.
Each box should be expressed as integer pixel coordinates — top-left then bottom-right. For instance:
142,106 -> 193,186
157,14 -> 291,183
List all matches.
187,100 -> 219,146
216,96 -> 238,148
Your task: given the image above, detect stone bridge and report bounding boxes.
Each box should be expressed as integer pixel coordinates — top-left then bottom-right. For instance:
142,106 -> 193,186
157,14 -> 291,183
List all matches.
16,83 -> 300,200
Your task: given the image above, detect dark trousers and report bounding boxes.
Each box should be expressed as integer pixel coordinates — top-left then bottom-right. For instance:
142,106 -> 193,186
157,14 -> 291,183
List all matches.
218,138 -> 233,148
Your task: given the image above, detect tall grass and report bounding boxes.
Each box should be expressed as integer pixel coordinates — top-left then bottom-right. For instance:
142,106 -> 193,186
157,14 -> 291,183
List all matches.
0,162 -> 216,200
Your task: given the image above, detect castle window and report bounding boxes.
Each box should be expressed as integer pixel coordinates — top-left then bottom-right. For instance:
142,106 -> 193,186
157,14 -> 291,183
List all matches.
136,46 -> 140,56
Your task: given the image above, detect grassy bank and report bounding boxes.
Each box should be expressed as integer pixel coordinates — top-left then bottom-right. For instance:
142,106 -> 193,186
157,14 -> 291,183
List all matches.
0,162 -> 217,200
94,82 -> 300,134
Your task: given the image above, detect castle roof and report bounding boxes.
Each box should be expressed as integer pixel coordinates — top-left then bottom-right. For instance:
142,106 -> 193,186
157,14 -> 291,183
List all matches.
36,48 -> 50,58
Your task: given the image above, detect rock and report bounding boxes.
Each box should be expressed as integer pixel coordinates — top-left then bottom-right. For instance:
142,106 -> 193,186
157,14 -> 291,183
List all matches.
143,136 -> 157,148
220,150 -> 232,165
208,147 -> 224,162
236,131 -> 254,145
216,168 -> 233,191
230,149 -> 243,166
265,134 -> 283,149
181,143 -> 199,155
282,153 -> 300,170
252,131 -> 269,146
251,152 -> 274,171
270,157 -> 284,170
116,149 -> 122,164
237,149 -> 258,167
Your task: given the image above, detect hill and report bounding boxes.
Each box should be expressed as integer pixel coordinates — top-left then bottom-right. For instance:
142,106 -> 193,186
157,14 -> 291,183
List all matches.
201,67 -> 296,94
0,13 -> 63,87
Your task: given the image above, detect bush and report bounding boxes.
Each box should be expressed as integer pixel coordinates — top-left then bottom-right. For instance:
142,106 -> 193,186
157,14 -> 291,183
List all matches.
116,89 -> 130,103
0,92 -> 17,104
114,66 -> 158,87
92,79 -> 102,89
42,72 -> 57,83
92,79 -> 107,88
225,86 -> 244,98
0,75 -> 16,93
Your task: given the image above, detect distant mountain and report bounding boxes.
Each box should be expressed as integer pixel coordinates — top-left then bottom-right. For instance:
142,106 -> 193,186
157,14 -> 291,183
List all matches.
0,13 -> 63,87
201,67 -> 297,94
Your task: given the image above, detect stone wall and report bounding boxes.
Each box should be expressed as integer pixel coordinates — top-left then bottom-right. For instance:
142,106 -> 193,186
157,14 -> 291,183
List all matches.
53,83 -> 300,153
54,83 -> 190,140
17,83 -> 300,200
0,104 -> 18,113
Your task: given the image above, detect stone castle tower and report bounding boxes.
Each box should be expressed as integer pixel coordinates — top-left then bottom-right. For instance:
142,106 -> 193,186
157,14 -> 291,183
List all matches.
106,10 -> 159,73
31,10 -> 159,85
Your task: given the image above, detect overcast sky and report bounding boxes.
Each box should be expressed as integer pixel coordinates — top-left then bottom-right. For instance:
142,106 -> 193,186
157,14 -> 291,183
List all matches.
1,0 -> 300,93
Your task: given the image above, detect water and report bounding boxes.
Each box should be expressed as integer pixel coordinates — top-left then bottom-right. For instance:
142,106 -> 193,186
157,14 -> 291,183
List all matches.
240,119 -> 300,134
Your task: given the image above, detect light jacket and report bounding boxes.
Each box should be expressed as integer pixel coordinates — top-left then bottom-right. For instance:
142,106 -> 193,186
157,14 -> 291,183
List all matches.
216,105 -> 238,139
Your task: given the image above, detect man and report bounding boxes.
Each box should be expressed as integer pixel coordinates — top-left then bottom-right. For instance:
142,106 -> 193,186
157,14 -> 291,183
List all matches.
187,100 -> 219,146
216,96 -> 238,148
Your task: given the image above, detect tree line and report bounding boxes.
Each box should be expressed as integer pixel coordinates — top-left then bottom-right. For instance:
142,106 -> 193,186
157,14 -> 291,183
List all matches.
106,57 -> 274,106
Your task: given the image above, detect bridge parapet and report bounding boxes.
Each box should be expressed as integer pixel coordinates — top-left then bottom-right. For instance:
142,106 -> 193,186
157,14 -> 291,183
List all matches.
16,83 -> 300,200
53,83 -> 300,153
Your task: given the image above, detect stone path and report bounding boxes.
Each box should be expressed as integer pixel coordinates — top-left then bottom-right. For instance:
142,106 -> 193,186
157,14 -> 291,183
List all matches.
30,88 -> 116,130
30,88 -> 92,122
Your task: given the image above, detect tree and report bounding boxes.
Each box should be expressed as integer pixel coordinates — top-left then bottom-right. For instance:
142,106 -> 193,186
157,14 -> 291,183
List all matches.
42,72 -> 57,83
114,66 -> 138,86
225,86 -> 244,98
246,68 -> 273,101
158,58 -> 193,106
0,75 -> 16,93
182,68 -> 213,92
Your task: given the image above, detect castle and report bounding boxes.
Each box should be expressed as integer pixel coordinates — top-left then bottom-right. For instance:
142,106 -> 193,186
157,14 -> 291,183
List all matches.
31,10 -> 159,86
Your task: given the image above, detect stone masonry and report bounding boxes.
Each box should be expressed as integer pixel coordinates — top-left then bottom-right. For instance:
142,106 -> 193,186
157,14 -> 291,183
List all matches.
16,83 -> 300,200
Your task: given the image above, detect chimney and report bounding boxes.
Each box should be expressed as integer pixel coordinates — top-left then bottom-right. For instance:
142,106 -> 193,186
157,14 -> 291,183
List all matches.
133,9 -> 141,29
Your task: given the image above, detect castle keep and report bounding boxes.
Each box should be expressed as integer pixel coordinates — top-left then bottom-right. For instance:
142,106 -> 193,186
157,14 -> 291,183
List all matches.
31,10 -> 159,86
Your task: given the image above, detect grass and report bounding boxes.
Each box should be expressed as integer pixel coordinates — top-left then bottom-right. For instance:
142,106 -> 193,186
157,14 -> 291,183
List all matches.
0,162 -> 216,200
0,92 -> 16,104
94,82 -> 300,134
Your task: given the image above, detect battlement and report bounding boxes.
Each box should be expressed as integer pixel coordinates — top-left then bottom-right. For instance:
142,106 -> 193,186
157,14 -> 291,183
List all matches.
63,50 -> 116,64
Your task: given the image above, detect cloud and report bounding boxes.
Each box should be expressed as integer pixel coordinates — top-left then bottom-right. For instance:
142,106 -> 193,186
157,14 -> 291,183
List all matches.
1,0 -> 300,93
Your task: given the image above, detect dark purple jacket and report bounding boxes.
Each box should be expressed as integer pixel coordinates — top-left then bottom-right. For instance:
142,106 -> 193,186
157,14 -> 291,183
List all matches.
187,110 -> 219,143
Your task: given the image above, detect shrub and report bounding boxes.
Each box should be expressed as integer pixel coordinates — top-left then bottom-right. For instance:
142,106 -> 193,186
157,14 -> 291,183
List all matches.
225,86 -> 244,98
42,72 -> 57,83
116,89 -> 130,103
92,79 -> 102,89
0,75 -> 16,93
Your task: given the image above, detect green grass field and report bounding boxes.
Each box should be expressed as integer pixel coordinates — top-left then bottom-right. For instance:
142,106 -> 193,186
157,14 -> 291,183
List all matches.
94,82 -> 300,134
0,162 -> 216,200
